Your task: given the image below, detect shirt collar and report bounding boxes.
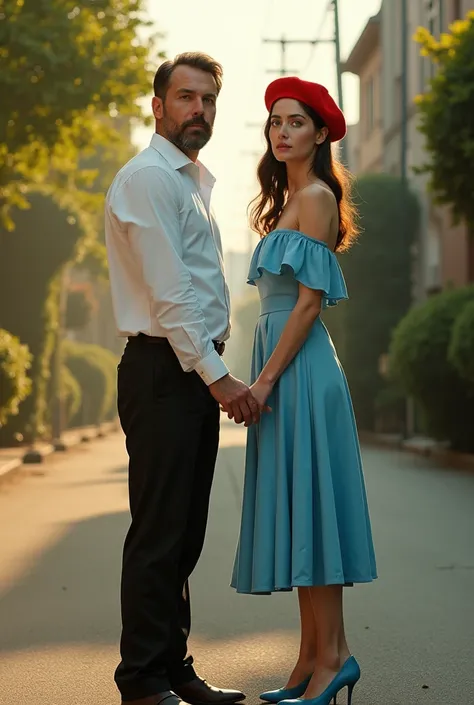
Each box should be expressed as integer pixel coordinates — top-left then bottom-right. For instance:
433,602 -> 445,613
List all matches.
150,133 -> 216,187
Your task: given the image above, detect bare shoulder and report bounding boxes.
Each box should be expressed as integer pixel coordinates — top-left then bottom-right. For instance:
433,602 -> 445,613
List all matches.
298,183 -> 337,214
296,184 -> 337,244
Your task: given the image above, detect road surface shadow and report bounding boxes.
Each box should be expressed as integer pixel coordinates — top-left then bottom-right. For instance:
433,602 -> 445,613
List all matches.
0,443 -> 296,653
0,510 -> 127,651
0,441 -> 472,702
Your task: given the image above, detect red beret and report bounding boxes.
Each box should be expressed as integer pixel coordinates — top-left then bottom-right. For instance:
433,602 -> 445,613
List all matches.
264,77 -> 346,143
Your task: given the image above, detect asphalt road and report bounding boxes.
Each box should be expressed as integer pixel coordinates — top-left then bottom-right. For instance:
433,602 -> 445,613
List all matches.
0,421 -> 473,705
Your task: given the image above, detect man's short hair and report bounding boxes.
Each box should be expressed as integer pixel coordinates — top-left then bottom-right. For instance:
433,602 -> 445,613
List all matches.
153,52 -> 223,100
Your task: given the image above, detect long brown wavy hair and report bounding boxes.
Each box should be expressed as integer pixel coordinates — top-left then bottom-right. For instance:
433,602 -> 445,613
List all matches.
249,100 -> 359,252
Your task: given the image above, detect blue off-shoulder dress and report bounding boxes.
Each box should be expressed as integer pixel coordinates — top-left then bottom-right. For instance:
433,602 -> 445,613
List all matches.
231,229 -> 377,594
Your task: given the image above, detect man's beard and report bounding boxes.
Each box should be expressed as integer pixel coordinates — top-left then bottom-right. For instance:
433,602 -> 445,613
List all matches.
163,112 -> 212,152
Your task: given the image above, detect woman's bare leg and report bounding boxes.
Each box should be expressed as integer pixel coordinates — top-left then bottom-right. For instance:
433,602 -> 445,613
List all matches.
303,585 -> 350,699
284,587 -> 317,688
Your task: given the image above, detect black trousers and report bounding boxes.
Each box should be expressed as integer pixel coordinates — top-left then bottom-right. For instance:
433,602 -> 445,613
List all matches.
115,335 -> 220,701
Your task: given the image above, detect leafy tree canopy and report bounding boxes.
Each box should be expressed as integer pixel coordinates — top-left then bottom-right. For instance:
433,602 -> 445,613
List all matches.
414,12 -> 474,231
0,0 -> 159,229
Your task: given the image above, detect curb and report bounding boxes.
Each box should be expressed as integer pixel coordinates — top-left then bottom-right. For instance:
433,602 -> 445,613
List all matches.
0,420 -> 120,483
0,457 -> 23,481
360,431 -> 474,472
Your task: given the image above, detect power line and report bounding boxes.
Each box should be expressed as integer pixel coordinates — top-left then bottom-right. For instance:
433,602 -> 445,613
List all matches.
301,1 -> 333,74
262,36 -> 334,77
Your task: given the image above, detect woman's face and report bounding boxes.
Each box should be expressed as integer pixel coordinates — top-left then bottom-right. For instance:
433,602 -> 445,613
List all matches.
268,98 -> 328,163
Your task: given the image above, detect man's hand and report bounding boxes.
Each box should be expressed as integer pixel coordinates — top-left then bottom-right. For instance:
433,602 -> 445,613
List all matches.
209,374 -> 263,426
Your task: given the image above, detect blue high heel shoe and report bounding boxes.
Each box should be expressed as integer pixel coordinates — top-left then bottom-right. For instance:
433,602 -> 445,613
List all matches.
260,675 -> 312,703
278,656 -> 360,705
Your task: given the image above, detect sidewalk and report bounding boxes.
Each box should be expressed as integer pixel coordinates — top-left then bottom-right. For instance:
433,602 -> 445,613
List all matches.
360,430 -> 474,471
0,420 -> 120,482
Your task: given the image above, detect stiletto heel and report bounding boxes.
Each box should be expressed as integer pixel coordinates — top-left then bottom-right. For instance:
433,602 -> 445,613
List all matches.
278,656 -> 361,705
347,683 -> 355,705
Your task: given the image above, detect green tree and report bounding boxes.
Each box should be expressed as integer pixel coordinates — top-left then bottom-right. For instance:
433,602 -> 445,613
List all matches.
0,194 -> 83,445
414,12 -> 474,272
324,174 -> 419,431
0,0 -> 158,229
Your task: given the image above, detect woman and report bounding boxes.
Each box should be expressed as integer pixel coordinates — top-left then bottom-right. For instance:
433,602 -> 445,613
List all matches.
230,77 -> 377,705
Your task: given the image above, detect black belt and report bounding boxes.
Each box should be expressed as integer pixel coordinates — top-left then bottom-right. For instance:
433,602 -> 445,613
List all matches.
131,334 -> 225,357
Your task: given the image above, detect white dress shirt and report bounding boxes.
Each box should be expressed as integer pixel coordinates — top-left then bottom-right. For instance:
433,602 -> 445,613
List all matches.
105,133 -> 231,385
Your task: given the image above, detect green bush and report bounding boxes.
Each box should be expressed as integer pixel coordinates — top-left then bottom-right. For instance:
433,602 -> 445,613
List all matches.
60,364 -> 82,426
389,286 -> 474,451
62,339 -> 117,426
448,301 -> 474,384
0,329 -> 32,428
449,299 -> 474,387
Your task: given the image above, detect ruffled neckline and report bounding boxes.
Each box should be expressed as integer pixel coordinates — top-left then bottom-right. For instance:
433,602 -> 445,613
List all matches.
248,226 -> 348,307
263,228 -> 333,251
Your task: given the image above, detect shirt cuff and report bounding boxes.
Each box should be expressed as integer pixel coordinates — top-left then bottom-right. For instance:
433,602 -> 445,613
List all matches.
195,349 -> 229,386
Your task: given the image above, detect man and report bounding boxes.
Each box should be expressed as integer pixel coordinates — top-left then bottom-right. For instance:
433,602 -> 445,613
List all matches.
105,53 -> 262,705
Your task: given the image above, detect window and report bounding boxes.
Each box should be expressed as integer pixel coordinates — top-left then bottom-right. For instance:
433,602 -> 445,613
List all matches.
424,0 -> 440,35
419,47 -> 426,92
452,0 -> 462,20
394,75 -> 402,123
424,0 -> 440,77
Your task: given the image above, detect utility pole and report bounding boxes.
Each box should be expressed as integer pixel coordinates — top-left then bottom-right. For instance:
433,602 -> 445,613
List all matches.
262,35 -> 333,77
400,0 -> 408,186
263,36 -> 304,76
400,0 -> 414,438
333,0 -> 347,164
262,1 -> 348,163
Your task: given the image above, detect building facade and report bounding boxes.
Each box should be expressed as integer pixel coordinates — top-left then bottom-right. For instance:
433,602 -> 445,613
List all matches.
345,0 -> 473,299
343,12 -> 383,175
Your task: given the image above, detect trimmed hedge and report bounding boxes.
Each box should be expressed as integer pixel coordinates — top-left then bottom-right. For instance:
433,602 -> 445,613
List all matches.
65,287 -> 95,331
0,194 -> 83,444
0,330 -> 32,428
389,285 -> 474,451
60,364 -> 82,426
449,299 -> 474,387
62,339 -> 117,426
324,174 -> 419,431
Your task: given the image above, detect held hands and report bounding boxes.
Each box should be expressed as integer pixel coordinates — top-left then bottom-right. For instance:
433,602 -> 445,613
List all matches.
249,378 -> 273,411
209,374 -> 272,427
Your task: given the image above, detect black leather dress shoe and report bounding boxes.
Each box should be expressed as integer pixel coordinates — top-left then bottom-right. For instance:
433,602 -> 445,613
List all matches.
173,678 -> 245,705
122,690 -> 190,705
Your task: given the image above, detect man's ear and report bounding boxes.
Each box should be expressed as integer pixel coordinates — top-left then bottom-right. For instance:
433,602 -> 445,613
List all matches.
152,96 -> 164,120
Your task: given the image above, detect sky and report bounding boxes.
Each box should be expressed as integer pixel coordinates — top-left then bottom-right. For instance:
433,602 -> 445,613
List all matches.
133,0 -> 382,254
